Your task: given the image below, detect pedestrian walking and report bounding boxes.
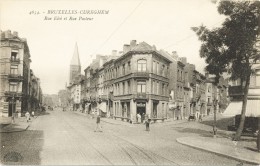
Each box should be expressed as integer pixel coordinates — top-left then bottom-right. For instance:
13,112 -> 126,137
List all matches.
145,116 -> 150,131
94,115 -> 102,132
32,111 -> 35,118
199,114 -> 202,122
137,113 -> 141,123
25,111 -> 30,122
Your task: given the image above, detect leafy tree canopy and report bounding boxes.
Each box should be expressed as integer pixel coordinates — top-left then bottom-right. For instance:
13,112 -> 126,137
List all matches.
193,0 -> 260,81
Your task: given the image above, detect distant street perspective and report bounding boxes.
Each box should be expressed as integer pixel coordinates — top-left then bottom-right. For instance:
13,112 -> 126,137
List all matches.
1,107 -> 258,165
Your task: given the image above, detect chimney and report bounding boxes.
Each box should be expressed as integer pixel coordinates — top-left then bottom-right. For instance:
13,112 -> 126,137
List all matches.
13,31 -> 18,37
171,51 -> 178,60
111,50 -> 117,56
1,30 -> 4,39
123,44 -> 130,53
5,30 -> 11,38
130,40 -> 136,48
180,57 -> 187,64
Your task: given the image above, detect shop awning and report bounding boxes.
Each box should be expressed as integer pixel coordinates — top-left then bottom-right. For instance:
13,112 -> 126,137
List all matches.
98,102 -> 107,113
222,100 -> 260,117
222,101 -> 242,117
246,100 -> 260,117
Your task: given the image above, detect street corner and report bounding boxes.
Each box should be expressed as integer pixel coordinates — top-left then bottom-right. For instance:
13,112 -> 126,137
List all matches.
176,136 -> 260,165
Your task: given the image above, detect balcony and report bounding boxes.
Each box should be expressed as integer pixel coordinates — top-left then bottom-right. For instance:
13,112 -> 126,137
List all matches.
8,74 -> 23,82
133,93 -> 148,101
10,58 -> 20,63
8,74 -> 23,81
5,91 -> 23,97
132,72 -> 149,78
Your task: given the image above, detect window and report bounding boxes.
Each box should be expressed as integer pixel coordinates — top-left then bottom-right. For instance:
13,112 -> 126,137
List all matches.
137,59 -> 147,72
122,64 -> 125,75
162,83 -> 165,95
10,65 -> 18,75
128,61 -> 131,72
123,82 -> 125,95
9,83 -> 17,92
162,65 -> 165,76
162,103 -> 165,118
153,61 -> 156,73
153,80 -> 156,94
128,81 -> 131,94
137,81 -> 146,93
11,51 -> 18,61
157,81 -> 159,95
157,62 -> 160,74
151,81 -> 153,94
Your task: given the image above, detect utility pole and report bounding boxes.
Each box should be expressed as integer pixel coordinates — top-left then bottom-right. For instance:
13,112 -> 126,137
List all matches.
11,95 -> 15,124
213,97 -> 218,138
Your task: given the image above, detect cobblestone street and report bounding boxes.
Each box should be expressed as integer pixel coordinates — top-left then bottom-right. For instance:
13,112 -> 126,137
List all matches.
1,108 -> 254,165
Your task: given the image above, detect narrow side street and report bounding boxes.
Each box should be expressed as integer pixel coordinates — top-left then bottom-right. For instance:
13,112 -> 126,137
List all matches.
0,108 -> 251,165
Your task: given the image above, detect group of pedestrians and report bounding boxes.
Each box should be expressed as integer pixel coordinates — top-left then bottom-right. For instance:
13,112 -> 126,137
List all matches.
93,112 -> 151,133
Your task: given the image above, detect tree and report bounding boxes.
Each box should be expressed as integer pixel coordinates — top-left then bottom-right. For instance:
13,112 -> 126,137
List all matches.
193,0 -> 260,141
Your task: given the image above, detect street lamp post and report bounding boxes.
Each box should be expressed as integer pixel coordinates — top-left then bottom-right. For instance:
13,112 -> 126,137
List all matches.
213,98 -> 218,138
11,95 -> 15,124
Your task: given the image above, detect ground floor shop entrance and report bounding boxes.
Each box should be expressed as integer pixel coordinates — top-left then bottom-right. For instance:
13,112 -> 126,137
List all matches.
136,102 -> 146,115
8,101 -> 16,117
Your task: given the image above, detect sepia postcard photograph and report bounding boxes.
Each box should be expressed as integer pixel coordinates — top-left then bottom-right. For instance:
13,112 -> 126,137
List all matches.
0,0 -> 260,165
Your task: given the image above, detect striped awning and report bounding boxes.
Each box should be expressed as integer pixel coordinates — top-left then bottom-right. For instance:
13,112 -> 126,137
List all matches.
222,100 -> 260,117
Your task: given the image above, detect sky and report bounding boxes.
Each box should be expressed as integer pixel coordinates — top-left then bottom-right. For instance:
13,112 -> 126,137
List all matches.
0,0 -> 226,95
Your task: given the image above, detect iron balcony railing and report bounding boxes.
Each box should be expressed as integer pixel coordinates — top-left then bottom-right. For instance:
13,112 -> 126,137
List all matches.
8,74 -> 23,81
10,58 -> 20,63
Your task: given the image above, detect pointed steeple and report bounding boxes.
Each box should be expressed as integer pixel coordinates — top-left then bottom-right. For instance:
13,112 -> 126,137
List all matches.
70,42 -> 81,66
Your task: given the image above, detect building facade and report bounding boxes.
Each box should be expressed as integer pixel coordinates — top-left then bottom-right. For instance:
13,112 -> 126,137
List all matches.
0,30 -> 42,117
111,41 -> 171,122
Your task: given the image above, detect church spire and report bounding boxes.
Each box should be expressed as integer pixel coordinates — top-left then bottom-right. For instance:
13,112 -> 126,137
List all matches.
70,42 -> 81,66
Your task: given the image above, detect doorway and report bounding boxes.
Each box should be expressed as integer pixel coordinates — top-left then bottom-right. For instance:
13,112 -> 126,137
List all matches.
136,102 -> 146,115
8,102 -> 16,117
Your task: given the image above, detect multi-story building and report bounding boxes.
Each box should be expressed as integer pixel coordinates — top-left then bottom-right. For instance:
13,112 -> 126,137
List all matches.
190,70 -> 207,118
0,30 -> 31,117
28,69 -> 42,112
67,75 -> 83,111
205,74 -> 229,115
82,55 -> 108,114
111,41 -> 171,122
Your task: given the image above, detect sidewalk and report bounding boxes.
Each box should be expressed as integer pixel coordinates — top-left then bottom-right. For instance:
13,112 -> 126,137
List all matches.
0,117 -> 31,133
177,136 -> 260,165
73,111 -> 134,126
73,110 -> 187,127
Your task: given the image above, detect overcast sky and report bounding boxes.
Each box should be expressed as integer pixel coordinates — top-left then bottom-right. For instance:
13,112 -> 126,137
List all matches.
0,0 -> 226,95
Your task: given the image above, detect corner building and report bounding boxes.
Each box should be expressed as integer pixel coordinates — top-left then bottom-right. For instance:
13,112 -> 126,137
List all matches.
111,41 -> 171,122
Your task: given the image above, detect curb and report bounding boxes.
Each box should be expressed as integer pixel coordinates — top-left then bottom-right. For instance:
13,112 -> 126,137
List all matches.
176,138 -> 260,165
0,124 -> 30,133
